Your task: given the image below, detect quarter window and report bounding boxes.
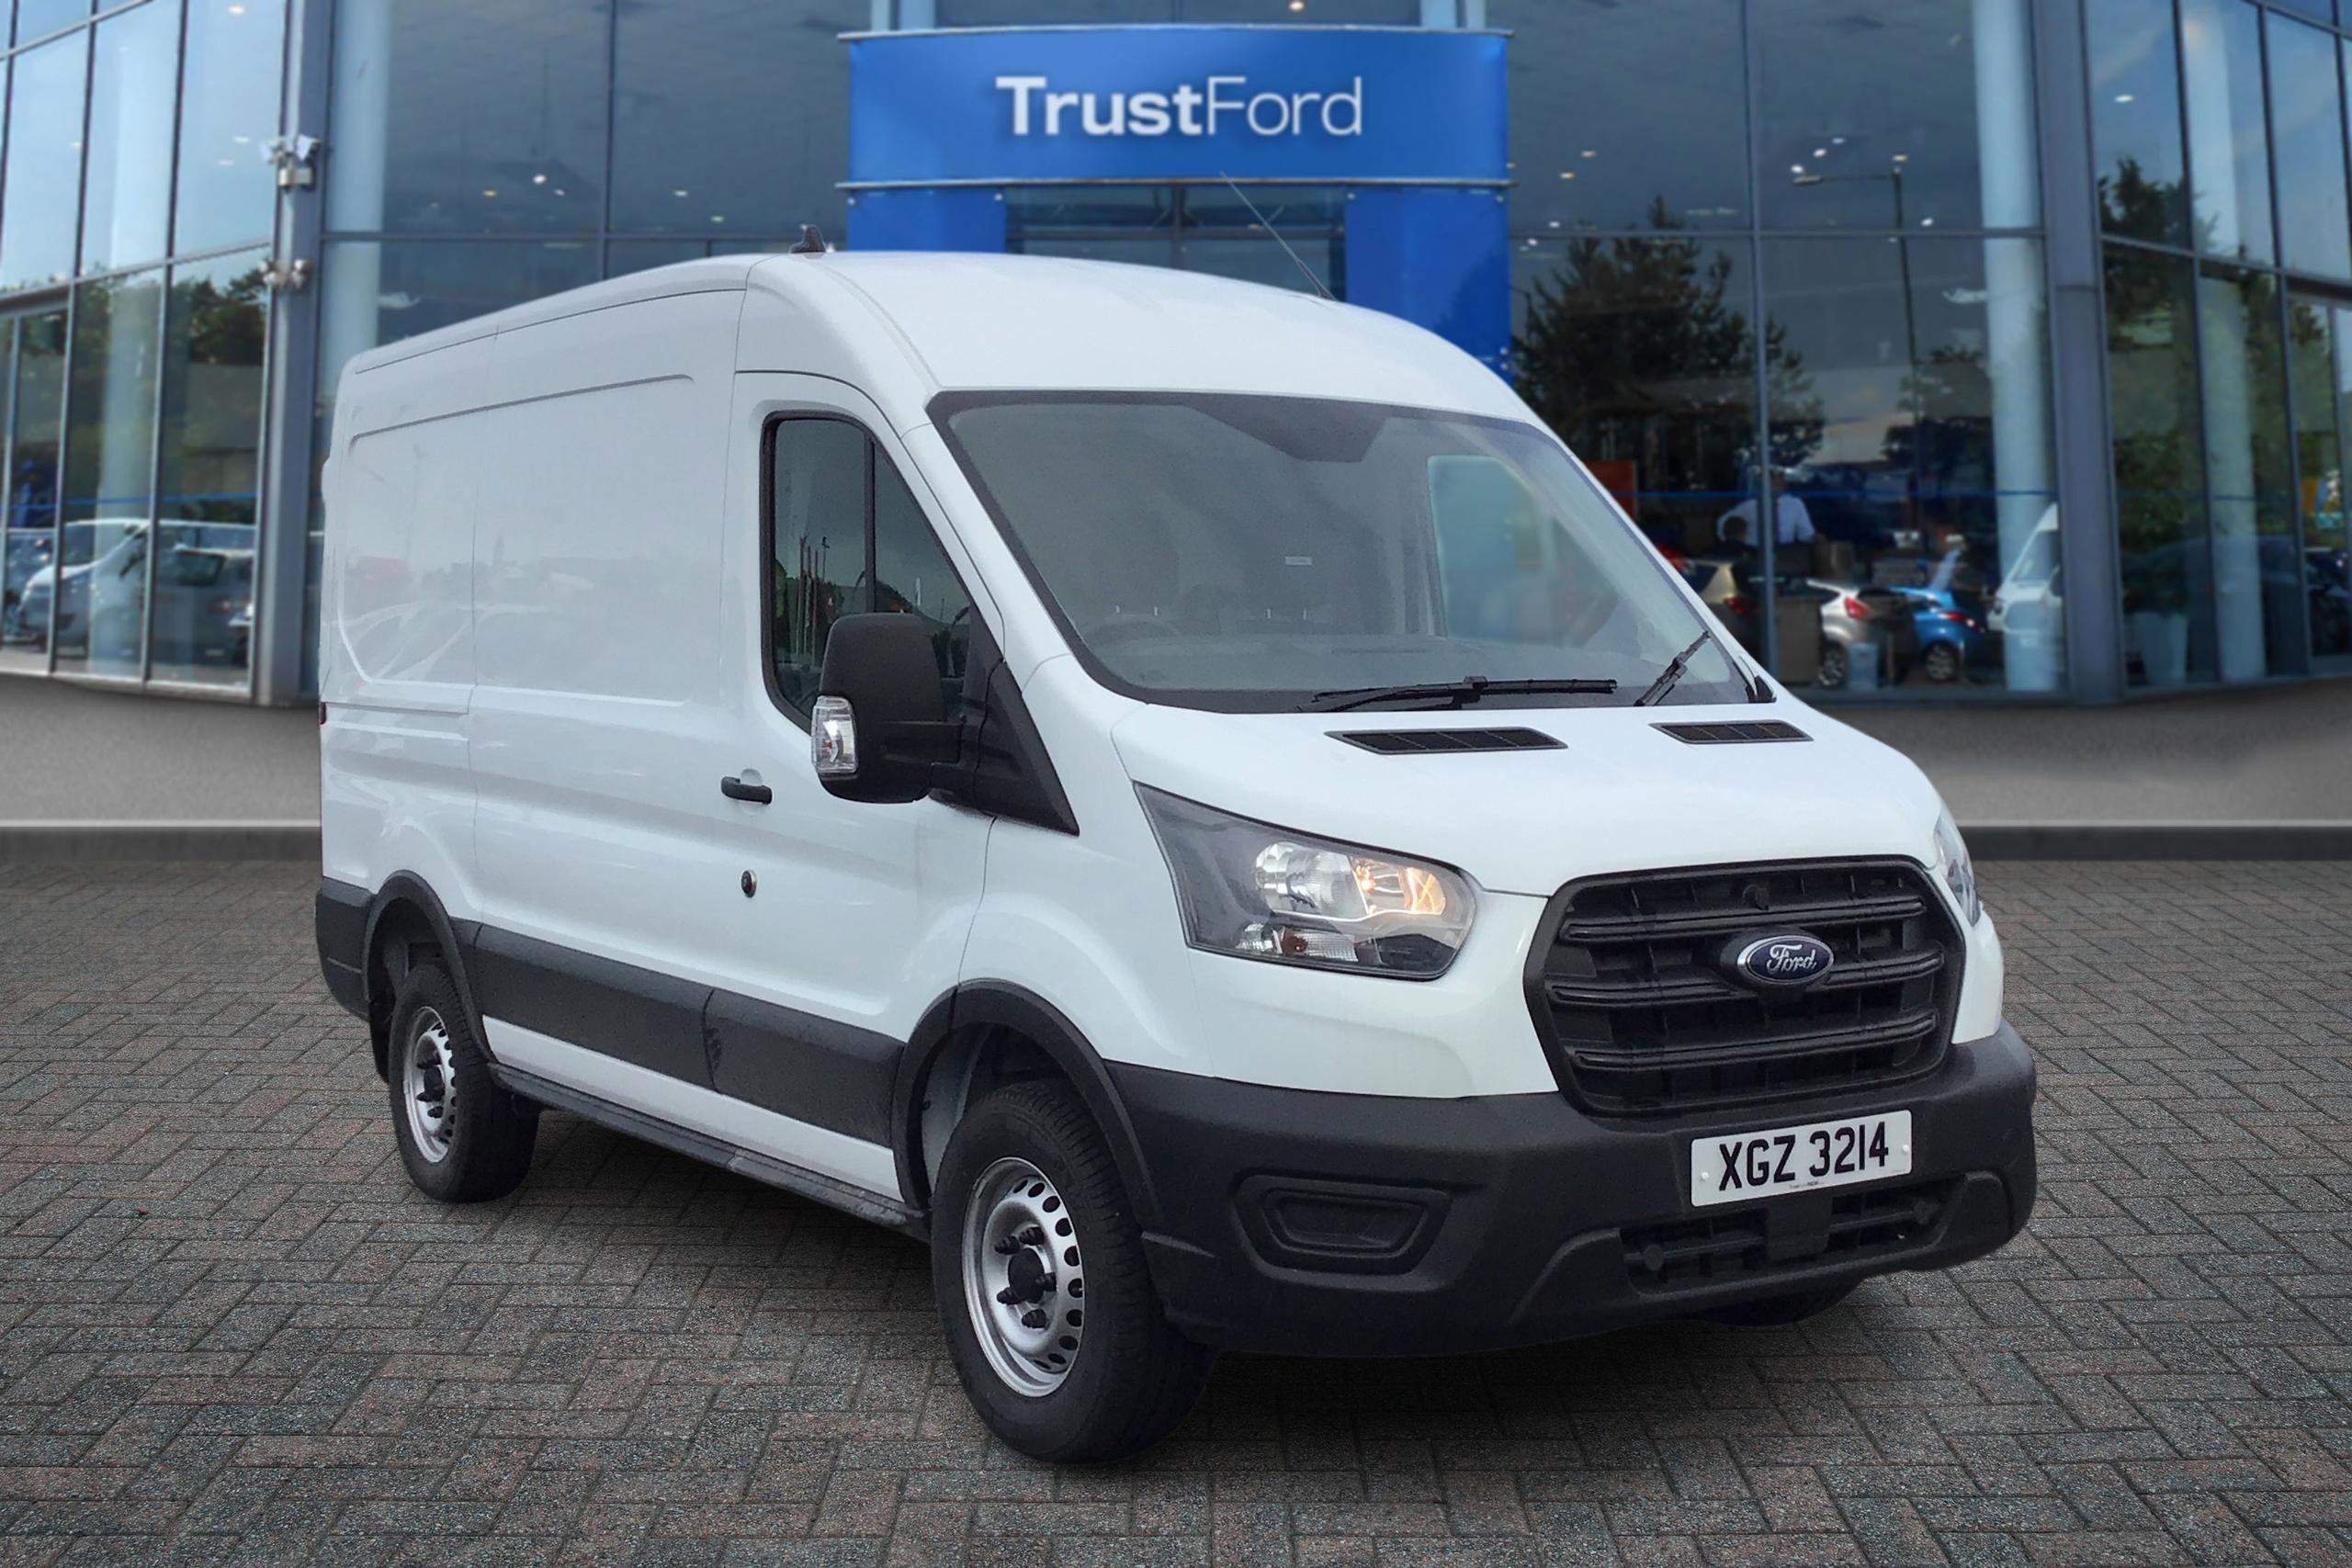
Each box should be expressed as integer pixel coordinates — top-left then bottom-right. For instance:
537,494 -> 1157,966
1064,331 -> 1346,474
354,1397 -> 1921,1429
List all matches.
766,417 -> 973,718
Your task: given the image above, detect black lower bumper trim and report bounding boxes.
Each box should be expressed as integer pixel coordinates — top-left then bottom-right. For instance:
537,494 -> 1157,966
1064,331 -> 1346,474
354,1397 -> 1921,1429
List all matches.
1112,1022 -> 2037,1357
315,877 -> 369,1019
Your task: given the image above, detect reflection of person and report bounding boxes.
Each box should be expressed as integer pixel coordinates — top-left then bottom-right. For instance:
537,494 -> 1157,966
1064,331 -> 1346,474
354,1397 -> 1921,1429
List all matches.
1718,514 -> 1756,563
1716,477 -> 1816,547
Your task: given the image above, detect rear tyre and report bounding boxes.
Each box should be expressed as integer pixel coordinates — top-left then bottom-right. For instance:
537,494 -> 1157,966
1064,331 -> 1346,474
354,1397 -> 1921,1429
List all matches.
1923,641 -> 1962,683
933,1079 -> 1213,1462
387,962 -> 537,1203
1815,644 -> 1849,690
1702,1282 -> 1855,1326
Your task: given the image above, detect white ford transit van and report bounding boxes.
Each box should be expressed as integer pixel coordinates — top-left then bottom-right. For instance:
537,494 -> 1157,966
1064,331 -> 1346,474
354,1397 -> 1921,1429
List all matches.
317,253 -> 2035,1461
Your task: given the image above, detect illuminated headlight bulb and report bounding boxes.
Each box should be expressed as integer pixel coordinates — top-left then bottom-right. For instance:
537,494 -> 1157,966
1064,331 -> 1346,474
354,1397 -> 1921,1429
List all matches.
1254,842 -> 1368,919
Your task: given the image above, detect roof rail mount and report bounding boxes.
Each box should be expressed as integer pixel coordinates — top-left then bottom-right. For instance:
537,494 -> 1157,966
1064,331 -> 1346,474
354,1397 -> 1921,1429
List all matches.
789,225 -> 829,255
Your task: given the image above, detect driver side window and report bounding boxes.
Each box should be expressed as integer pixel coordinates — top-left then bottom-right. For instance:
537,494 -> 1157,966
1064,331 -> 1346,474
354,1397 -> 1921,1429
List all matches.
766,416 -> 973,719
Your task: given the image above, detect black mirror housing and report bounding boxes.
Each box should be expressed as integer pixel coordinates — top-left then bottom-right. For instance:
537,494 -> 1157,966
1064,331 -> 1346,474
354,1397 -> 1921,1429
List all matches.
816,613 -> 952,804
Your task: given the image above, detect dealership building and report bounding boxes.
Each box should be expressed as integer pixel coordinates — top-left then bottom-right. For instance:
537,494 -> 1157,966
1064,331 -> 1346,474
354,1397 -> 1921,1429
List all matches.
0,0 -> 2342,706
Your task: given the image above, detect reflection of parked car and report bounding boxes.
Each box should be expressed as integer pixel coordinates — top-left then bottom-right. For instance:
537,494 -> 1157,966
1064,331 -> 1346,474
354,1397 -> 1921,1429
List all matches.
140,543 -> 255,670
4,528 -> 55,623
1780,577 -> 1918,689
12,520 -> 256,663
3,520 -> 141,648
1894,586 -> 1996,684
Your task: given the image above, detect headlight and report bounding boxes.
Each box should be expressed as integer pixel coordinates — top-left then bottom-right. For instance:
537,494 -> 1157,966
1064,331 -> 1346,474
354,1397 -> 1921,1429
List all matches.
1137,785 -> 1476,978
1931,806 -> 1982,924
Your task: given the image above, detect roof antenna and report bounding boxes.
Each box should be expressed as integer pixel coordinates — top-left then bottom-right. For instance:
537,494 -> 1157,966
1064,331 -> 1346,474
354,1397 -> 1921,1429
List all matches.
788,224 -> 829,255
1218,175 -> 1334,301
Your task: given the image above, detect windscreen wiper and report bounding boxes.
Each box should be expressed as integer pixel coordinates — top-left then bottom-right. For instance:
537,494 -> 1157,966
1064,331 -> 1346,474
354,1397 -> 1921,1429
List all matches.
1303,675 -> 1619,714
1634,632 -> 1715,707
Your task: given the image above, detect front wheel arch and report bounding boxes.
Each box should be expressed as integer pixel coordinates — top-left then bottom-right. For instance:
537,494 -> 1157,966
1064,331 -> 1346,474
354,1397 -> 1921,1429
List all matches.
894,984 -> 1160,1235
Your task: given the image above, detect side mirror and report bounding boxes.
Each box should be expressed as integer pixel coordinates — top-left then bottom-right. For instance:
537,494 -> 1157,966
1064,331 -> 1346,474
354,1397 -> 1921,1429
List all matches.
813,613 -> 954,804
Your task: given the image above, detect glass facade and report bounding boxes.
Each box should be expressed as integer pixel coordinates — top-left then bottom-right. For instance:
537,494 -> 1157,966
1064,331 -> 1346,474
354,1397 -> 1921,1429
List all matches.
1498,0 -> 2054,694
2094,0 -> 2352,688
0,0 -> 283,690
0,0 -> 2347,708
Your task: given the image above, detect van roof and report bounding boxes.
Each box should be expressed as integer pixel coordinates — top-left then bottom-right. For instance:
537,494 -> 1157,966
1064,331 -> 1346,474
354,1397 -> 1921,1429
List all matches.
339,251 -> 1526,423
752,252 -> 1524,417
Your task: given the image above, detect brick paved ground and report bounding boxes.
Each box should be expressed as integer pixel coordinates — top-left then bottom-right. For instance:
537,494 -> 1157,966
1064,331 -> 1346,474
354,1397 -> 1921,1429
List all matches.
1,861 -> 2348,1567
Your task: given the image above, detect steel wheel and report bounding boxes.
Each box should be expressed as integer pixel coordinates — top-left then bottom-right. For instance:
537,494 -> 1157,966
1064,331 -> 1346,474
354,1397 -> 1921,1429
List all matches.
961,1156 -> 1086,1396
401,1006 -> 458,1164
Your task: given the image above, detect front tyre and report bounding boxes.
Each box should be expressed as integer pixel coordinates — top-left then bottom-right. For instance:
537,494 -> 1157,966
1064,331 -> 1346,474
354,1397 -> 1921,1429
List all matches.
387,963 -> 537,1203
933,1079 -> 1212,1461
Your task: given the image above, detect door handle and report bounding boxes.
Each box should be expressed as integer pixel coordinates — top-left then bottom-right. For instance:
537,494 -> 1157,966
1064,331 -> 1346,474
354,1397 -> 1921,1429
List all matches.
719,775 -> 773,805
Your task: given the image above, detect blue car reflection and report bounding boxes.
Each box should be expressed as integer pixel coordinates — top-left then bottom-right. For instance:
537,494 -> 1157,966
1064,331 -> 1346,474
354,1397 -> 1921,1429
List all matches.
1893,585 -> 1996,684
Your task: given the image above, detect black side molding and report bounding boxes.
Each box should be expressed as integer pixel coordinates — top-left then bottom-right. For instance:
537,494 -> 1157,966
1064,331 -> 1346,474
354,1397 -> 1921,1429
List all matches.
466,926 -> 716,1089
493,1064 -> 922,1236
706,988 -> 900,1146
456,920 -> 906,1146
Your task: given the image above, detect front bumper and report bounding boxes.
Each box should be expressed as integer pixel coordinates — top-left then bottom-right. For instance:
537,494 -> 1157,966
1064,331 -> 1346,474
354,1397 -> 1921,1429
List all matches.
1114,1021 -> 2036,1356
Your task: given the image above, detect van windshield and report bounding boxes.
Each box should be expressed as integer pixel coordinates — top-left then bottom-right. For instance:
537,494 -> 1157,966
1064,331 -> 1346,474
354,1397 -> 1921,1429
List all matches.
933,391 -> 1749,712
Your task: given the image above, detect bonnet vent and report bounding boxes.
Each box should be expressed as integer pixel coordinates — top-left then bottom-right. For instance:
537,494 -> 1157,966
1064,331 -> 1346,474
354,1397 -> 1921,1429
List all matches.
1652,721 -> 1811,745
1332,728 -> 1565,755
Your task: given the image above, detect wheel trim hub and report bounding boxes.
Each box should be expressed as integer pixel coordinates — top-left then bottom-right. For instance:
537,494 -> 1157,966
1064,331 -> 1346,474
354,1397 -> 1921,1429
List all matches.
962,1156 -> 1085,1396
402,1007 -> 458,1164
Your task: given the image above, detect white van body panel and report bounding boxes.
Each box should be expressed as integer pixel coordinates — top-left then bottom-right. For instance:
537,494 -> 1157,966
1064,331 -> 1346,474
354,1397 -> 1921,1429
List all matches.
949,653 -> 1219,1081
321,335 -> 495,900
463,289 -> 742,967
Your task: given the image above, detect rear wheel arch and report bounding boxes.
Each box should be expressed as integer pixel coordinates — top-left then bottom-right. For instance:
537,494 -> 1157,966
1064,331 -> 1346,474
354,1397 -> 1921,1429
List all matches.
895,984 -> 1160,1234
361,874 -> 485,1080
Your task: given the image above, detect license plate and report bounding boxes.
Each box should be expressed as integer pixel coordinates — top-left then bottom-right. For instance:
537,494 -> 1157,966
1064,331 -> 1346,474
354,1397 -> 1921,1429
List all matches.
1689,1111 -> 1912,1208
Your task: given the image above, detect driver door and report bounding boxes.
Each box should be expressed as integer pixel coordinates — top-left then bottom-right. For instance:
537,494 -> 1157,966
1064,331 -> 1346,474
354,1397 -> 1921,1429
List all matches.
680,374 -> 994,1152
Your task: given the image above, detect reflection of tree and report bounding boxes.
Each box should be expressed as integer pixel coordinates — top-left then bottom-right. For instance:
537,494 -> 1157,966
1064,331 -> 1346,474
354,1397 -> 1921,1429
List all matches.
2098,156 -> 2192,249
160,267 -> 270,525
2104,251 -> 2199,615
1883,348 -> 1990,489
1512,201 -> 1822,505
180,268 -> 269,367
62,276 -> 164,517
2289,299 -> 2343,550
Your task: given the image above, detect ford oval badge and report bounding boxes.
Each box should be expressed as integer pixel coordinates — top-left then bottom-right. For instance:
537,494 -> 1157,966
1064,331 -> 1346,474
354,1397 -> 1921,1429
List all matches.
1728,932 -> 1834,990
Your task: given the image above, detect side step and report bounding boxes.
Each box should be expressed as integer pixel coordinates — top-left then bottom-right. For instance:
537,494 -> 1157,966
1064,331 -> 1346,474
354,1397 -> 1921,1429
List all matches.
492,1065 -> 923,1236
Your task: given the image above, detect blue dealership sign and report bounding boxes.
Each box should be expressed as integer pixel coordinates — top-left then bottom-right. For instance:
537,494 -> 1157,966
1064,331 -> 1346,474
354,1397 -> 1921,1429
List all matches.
845,27 -> 1509,188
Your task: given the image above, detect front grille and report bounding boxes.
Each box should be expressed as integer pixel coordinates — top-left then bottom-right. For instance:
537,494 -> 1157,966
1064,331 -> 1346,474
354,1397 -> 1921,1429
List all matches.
1623,1179 -> 1953,1292
1528,859 -> 1962,1116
